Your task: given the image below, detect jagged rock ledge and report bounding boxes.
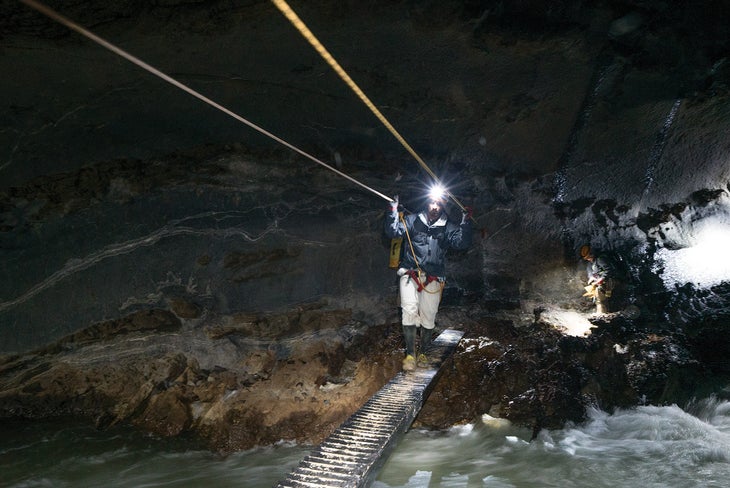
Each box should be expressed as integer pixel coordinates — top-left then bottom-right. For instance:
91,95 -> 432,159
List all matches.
1,298 -> 725,452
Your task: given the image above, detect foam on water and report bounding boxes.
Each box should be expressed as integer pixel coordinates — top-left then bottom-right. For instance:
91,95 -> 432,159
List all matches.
3,396 -> 730,487
376,397 -> 730,488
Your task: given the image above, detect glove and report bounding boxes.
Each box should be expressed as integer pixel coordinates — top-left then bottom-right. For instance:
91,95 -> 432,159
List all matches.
390,195 -> 399,212
588,275 -> 604,286
461,205 -> 473,223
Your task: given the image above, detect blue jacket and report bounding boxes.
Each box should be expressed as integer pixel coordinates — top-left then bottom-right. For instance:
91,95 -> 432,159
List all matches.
384,208 -> 472,278
587,255 -> 615,284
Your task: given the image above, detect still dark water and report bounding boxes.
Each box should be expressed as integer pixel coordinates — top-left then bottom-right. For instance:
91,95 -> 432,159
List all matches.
3,396 -> 729,487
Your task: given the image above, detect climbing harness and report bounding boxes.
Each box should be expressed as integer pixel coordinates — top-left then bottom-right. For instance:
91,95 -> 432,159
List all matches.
18,0 -> 393,204
403,269 -> 443,294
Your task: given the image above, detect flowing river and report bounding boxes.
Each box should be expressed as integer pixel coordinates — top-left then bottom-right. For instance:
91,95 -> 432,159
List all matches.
3,395 -> 729,487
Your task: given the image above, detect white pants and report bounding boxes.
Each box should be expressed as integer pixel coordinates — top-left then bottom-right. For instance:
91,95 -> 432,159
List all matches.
399,272 -> 443,329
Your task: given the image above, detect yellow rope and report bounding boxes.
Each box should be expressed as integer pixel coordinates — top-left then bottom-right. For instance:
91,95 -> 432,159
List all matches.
19,0 -> 394,203
21,0 -> 470,213
270,0 -> 467,213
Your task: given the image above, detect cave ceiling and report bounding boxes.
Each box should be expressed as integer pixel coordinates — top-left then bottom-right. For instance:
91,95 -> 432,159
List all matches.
3,0 -> 729,192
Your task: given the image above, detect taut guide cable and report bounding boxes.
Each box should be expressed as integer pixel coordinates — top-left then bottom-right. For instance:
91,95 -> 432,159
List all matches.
18,0 -> 393,203
269,0 -> 469,213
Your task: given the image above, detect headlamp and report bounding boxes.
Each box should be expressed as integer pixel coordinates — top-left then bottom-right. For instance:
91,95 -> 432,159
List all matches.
428,184 -> 446,203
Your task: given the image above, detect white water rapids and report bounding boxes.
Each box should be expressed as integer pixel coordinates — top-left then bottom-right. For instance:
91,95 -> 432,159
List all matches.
3,395 -> 729,487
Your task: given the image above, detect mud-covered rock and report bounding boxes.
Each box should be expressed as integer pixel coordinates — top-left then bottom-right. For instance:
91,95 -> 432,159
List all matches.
0,306 -> 402,452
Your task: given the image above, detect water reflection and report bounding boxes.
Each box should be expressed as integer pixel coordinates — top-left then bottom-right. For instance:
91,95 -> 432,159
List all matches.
0,419 -> 308,488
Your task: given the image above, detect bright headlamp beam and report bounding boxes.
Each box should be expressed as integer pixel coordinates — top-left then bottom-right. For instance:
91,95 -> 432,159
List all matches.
428,184 -> 446,202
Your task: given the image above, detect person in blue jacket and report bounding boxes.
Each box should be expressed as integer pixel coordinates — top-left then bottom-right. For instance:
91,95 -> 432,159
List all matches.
384,186 -> 472,371
580,245 -> 616,314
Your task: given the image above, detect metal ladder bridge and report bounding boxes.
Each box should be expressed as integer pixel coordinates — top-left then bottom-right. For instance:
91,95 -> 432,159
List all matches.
276,329 -> 464,488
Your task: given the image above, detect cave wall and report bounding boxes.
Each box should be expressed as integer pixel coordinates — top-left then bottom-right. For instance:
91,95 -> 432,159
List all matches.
2,0 -> 730,353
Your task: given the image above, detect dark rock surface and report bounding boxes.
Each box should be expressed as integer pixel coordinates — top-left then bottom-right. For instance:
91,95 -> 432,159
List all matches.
1,0 -> 730,449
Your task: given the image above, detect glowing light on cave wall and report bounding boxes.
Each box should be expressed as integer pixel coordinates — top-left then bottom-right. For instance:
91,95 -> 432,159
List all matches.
655,221 -> 730,287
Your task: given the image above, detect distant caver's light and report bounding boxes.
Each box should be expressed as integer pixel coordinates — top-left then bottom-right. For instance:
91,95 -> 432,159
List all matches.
655,220 -> 730,287
540,308 -> 595,336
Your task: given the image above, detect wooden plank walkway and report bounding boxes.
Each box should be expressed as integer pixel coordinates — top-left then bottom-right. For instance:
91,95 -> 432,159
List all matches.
275,329 -> 465,488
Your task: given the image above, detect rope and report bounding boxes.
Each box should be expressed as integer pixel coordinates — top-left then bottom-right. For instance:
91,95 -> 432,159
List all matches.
270,0 -> 468,212
400,213 -> 422,275
19,0 -> 393,203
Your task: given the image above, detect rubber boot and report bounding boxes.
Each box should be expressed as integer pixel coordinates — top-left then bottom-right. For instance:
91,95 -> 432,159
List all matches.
417,327 -> 434,368
420,327 -> 434,352
402,325 -> 417,371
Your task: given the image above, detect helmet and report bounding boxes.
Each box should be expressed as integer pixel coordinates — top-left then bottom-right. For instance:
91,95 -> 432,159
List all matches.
580,245 -> 592,258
